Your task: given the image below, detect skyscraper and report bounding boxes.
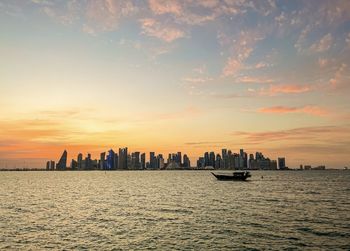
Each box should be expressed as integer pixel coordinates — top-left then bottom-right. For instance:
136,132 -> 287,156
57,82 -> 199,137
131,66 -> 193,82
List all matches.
209,152 -> 215,167
222,149 -> 228,169
131,152 -> 141,169
86,153 -> 92,170
56,150 -> 67,170
141,153 -> 146,169
106,149 -> 115,170
50,160 -> 55,170
157,154 -> 164,169
77,153 -> 83,170
100,152 -> 106,170
150,152 -> 155,169
177,152 -> 182,166
204,152 -> 209,167
118,147 -> 128,169
183,154 -> 190,168
70,159 -> 77,169
278,157 -> 286,170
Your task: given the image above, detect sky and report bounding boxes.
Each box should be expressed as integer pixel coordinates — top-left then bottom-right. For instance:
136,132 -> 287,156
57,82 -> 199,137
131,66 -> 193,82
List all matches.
0,0 -> 350,168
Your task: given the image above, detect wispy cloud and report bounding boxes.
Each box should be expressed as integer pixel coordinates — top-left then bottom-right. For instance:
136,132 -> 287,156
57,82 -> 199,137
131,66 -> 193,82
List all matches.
139,18 -> 185,42
182,77 -> 213,84
148,0 -> 182,16
232,125 -> 350,144
221,29 -> 266,77
257,105 -> 329,116
265,84 -> 312,95
222,58 -> 241,77
310,33 -> 333,52
236,76 -> 274,84
184,141 -> 226,146
329,63 -> 349,90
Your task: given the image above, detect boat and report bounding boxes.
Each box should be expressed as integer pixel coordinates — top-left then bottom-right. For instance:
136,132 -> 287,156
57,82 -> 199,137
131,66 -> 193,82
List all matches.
211,171 -> 251,181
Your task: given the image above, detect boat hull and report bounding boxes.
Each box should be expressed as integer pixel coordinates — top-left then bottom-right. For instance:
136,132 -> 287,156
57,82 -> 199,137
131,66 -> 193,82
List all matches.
211,172 -> 251,181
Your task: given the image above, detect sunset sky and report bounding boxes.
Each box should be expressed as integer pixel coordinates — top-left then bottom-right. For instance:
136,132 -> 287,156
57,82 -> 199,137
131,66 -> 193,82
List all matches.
0,0 -> 350,168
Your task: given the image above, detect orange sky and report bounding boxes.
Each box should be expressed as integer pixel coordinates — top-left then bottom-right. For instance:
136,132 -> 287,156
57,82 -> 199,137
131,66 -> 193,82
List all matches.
0,0 -> 350,168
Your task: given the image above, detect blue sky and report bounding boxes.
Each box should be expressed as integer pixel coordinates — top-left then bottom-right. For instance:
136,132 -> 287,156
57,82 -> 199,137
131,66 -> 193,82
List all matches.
0,0 -> 350,168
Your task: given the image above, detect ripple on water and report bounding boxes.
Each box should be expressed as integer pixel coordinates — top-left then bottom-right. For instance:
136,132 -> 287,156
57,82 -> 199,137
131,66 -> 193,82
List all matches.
0,170 -> 349,250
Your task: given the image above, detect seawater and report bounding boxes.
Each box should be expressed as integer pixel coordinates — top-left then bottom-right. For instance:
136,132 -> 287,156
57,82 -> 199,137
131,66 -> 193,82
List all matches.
0,170 -> 349,250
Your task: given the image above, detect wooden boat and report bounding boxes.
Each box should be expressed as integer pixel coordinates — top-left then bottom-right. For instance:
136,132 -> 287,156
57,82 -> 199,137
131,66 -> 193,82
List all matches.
211,171 -> 251,181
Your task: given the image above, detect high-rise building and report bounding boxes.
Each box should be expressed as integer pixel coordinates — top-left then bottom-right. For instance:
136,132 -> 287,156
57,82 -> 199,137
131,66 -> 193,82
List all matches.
150,152 -> 156,169
50,160 -> 55,170
85,153 -> 92,170
278,157 -> 286,170
204,152 -> 209,167
100,152 -> 106,170
70,159 -> 78,169
270,160 -> 277,170
141,153 -> 146,169
215,154 -> 221,169
106,149 -> 115,170
56,150 -> 67,170
167,153 -> 171,164
222,149 -> 228,169
197,157 -> 205,169
209,152 -> 215,167
183,154 -> 190,168
113,153 -> 118,169
46,160 -> 55,170
77,153 -> 83,169
177,152 -> 182,166
131,152 -> 141,169
157,154 -> 164,169
118,147 -> 128,169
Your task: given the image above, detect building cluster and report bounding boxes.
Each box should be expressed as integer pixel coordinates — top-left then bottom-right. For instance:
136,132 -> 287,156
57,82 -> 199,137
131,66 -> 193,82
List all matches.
46,148 -> 191,171
46,147 -> 288,171
196,149 -> 287,170
299,165 -> 326,170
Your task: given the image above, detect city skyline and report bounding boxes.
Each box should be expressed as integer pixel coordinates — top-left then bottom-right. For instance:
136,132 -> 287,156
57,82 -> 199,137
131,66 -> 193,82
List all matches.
1,0 -> 350,168
46,147 -> 290,171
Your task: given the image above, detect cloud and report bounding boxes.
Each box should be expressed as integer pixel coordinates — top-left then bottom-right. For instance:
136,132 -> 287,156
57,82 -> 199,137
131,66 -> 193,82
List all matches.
329,63 -> 349,90
310,33 -> 333,52
232,125 -> 350,144
318,58 -> 328,68
237,76 -> 274,84
84,0 -> 137,33
39,0 -> 137,34
139,18 -> 185,42
255,62 -> 268,69
275,11 -> 287,26
148,0 -> 182,15
31,0 -> 53,6
222,58 -> 241,77
266,84 -> 312,95
221,29 -> 266,77
346,33 -> 350,46
258,105 -> 328,116
193,65 -> 207,74
182,77 -> 213,84
294,24 -> 313,53
184,141 -> 226,146
210,93 -> 249,99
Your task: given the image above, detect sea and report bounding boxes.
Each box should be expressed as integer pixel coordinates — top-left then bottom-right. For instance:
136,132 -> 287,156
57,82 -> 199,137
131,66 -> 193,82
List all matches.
0,170 -> 349,250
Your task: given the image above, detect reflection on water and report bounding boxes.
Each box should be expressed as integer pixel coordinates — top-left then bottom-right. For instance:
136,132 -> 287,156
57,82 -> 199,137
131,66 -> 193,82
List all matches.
0,171 -> 349,250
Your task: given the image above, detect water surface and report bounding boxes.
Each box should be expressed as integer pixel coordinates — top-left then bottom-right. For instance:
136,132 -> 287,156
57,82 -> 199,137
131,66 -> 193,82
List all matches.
0,170 -> 349,250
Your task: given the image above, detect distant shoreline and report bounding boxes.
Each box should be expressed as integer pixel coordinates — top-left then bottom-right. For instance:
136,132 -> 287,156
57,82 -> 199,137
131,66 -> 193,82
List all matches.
0,168 -> 346,172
